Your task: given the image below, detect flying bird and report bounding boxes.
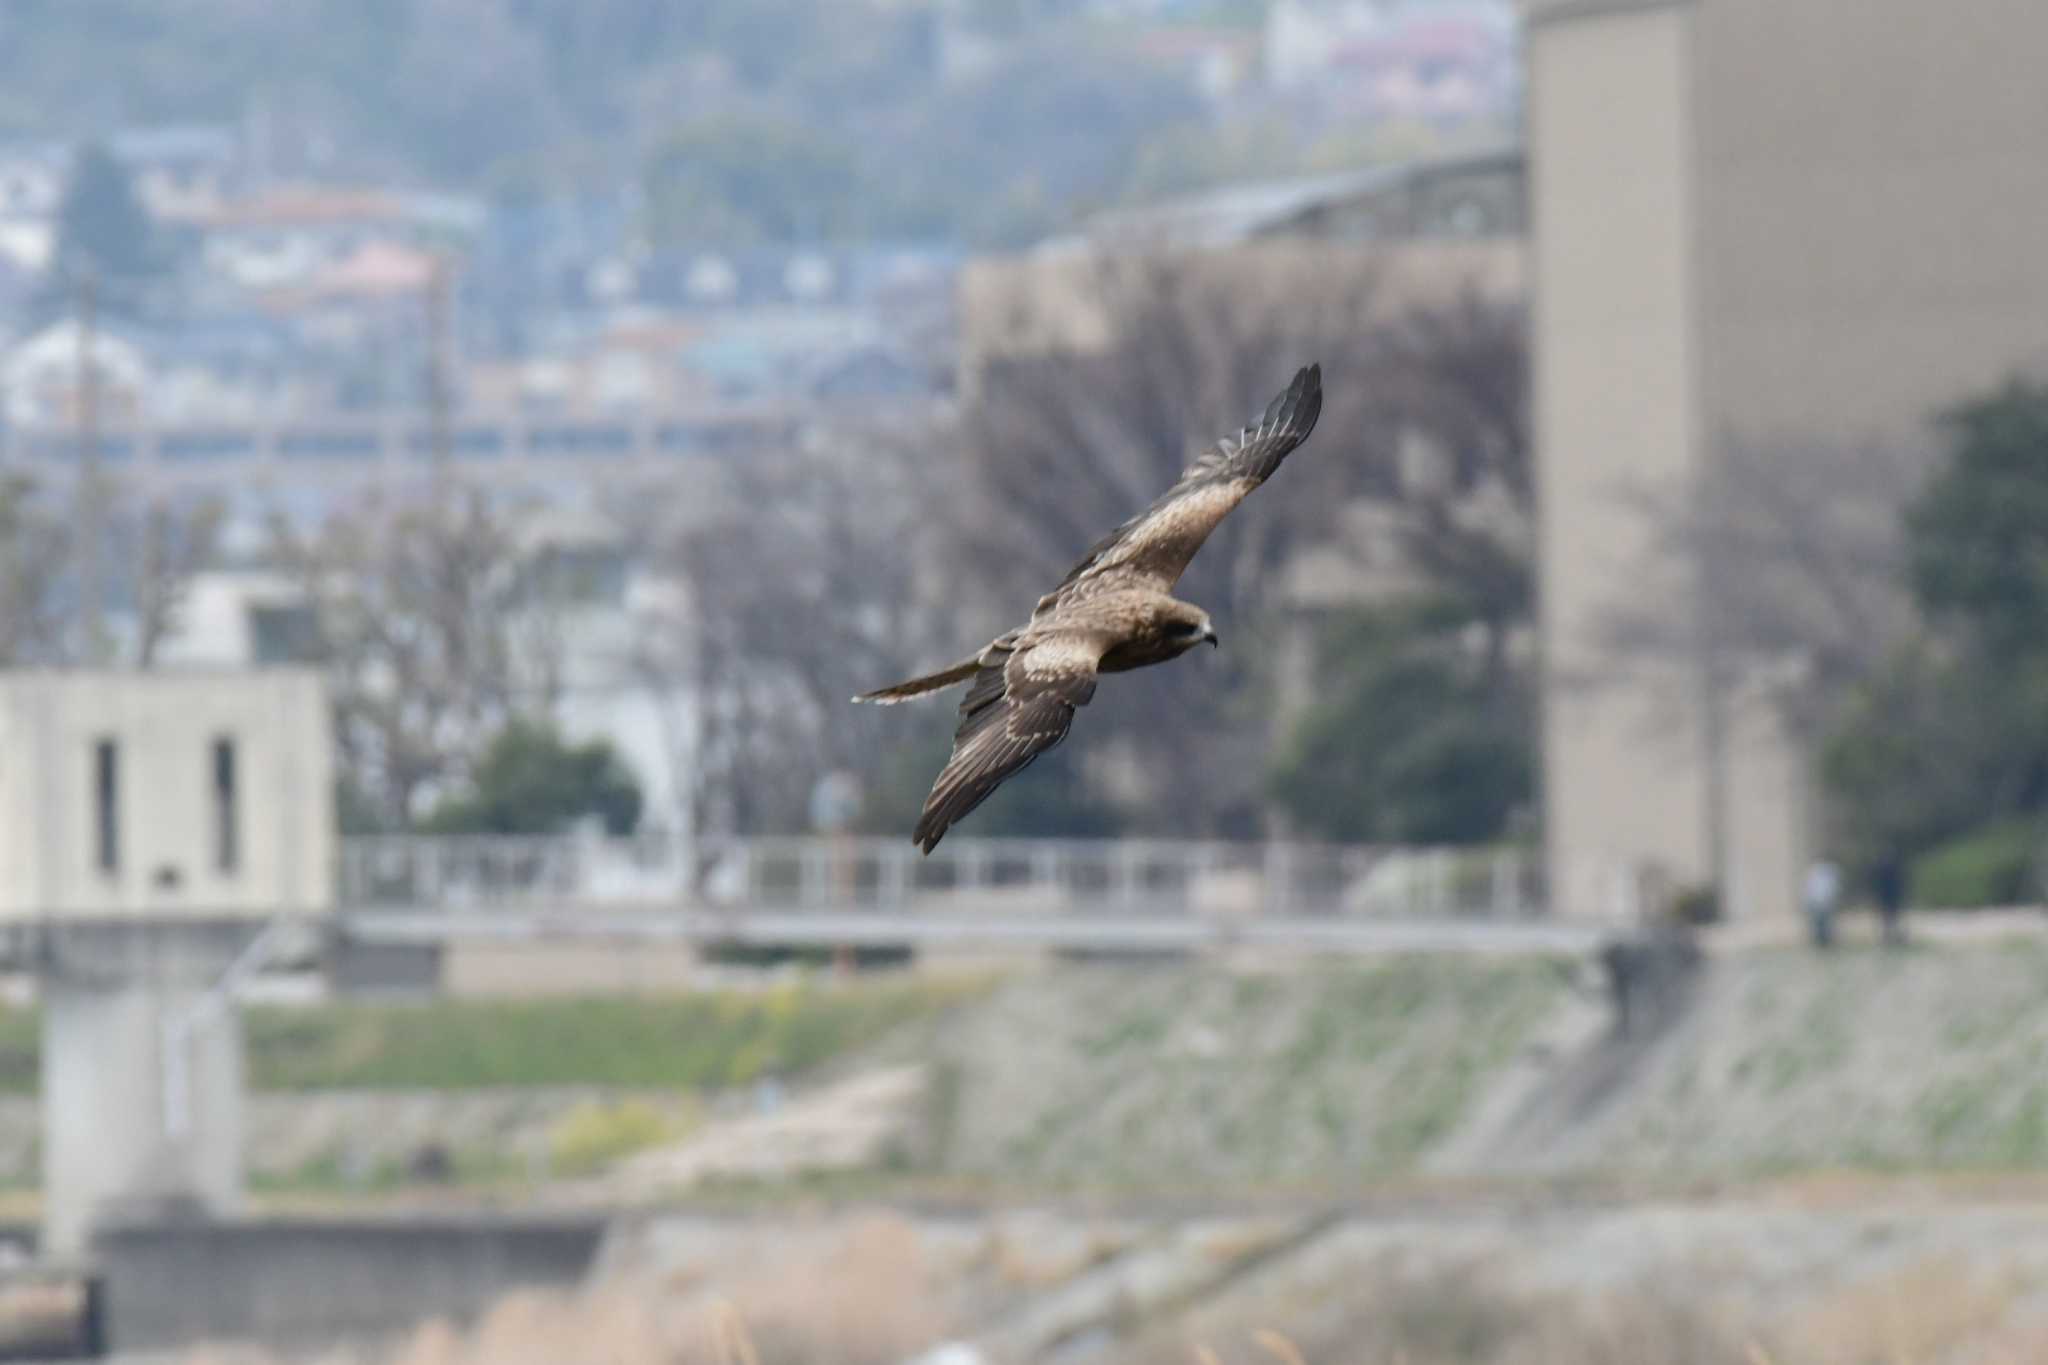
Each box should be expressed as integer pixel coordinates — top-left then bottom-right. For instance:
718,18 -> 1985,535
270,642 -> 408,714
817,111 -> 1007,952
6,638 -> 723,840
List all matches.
855,363 -> 1324,853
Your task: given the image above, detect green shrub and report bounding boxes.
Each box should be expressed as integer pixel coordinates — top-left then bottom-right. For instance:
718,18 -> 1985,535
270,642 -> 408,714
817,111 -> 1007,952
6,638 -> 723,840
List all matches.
1672,884 -> 1721,925
1909,818 -> 2045,908
548,1099 -> 689,1177
246,978 -> 984,1091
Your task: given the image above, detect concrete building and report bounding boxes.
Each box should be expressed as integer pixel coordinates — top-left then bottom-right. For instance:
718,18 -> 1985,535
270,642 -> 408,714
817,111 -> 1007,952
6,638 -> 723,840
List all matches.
1528,0 -> 2048,918
959,237 -> 1524,391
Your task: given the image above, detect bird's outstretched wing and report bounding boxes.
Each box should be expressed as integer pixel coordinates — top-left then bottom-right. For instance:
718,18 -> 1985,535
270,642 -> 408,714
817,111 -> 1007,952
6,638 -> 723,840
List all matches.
911,630 -> 1107,854
1033,363 -> 1323,617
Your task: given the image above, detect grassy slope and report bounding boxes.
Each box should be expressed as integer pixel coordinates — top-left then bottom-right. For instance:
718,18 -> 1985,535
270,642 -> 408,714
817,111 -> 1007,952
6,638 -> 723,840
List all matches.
246,978 -> 984,1091
933,958 -> 1575,1190
0,945 -> 2042,1184
1570,939 -> 2048,1175
0,977 -> 983,1095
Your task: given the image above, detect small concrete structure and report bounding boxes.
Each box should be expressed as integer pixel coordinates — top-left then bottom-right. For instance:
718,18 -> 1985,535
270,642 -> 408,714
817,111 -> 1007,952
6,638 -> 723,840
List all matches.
0,670 -> 332,918
41,923 -> 259,1259
0,671 -> 335,1257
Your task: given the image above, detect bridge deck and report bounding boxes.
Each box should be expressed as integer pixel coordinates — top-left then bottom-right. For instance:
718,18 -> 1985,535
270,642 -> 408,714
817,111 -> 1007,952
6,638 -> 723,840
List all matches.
340,906 -> 1611,956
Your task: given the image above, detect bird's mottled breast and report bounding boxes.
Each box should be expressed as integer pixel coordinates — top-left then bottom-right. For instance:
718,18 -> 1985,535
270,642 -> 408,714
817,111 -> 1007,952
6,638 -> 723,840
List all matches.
1048,591 -> 1194,674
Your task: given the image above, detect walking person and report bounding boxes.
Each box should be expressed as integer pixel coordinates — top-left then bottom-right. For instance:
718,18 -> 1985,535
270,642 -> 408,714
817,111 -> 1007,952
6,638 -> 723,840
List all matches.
1873,850 -> 1908,948
1803,857 -> 1841,949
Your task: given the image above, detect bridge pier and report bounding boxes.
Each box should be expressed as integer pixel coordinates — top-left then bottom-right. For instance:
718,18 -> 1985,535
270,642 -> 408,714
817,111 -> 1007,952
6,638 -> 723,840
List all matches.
36,922 -> 266,1258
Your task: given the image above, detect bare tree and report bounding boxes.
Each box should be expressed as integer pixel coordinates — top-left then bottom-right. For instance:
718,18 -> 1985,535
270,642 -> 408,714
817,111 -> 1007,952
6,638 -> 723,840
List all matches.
1601,433 -> 1928,739
1371,285 -> 1532,680
0,475 -> 72,666
272,481 -> 548,828
0,473 -> 223,669
120,489 -> 227,668
619,425 -> 944,837
938,251 -> 1531,834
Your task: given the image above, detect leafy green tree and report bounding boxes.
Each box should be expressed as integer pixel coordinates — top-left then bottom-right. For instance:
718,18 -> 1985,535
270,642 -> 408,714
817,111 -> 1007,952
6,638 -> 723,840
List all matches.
419,718 -> 643,837
1268,605 -> 1532,844
1820,379 -> 2048,890
52,142 -> 158,288
645,115 -> 862,245
1909,378 -> 2048,661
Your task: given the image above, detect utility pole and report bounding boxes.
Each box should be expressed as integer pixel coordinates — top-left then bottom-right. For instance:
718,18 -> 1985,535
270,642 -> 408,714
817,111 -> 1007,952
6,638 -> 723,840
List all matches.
73,265 -> 109,666
1692,544 -> 1732,923
425,253 -> 454,479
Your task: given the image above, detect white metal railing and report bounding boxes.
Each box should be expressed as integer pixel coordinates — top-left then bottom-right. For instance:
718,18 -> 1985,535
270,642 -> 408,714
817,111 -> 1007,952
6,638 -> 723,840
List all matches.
337,834 -> 1550,920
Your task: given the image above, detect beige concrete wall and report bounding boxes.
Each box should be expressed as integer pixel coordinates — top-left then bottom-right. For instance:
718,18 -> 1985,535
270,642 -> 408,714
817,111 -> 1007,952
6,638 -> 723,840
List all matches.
0,671 -> 335,918
1685,0 -> 2048,916
1692,0 -> 2048,442
1530,1 -> 1711,915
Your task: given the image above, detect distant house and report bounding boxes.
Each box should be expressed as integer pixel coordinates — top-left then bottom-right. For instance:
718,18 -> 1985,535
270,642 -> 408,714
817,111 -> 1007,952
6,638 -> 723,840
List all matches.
677,309 -> 893,399
190,185 -> 478,293
144,310 -> 311,423
0,318 -> 154,426
0,143 -> 64,273
0,310 -> 315,427
1265,0 -> 1518,120
0,127 -> 241,272
634,243 -> 960,315
808,346 -> 934,400
1125,24 -> 1261,100
109,124 -> 241,222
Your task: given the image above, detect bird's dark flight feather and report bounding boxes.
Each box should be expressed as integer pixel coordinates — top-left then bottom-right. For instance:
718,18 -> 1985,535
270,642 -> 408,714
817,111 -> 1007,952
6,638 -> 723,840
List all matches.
910,634 -> 1102,854
1034,362 -> 1322,616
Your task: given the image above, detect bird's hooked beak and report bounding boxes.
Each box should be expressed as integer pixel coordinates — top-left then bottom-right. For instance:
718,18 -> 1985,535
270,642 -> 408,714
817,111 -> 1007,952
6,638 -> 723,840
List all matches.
1202,625 -> 1220,649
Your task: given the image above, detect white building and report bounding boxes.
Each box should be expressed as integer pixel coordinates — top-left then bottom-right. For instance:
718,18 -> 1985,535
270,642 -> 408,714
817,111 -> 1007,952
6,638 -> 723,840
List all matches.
161,526 -> 701,838
509,506 -> 699,835
152,570 -> 318,671
0,671 -> 334,918
0,319 -> 153,426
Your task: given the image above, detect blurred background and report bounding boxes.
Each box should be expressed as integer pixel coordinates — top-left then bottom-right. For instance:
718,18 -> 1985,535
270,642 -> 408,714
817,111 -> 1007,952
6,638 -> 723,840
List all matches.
0,0 -> 2044,1361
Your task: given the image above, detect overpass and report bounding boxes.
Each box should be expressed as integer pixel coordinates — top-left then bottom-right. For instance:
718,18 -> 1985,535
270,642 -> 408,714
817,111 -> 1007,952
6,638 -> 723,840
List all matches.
0,396 -> 933,493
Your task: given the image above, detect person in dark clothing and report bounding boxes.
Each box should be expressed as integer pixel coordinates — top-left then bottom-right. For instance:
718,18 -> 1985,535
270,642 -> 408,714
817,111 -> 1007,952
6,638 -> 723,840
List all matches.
1873,853 -> 1907,947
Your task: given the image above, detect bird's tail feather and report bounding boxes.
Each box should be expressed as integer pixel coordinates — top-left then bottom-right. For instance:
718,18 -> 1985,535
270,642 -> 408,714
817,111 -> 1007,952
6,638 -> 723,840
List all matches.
852,656 -> 980,704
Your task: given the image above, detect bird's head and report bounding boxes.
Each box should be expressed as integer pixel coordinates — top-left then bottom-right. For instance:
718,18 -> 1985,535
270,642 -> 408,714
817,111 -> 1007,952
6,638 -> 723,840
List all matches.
1162,603 -> 1220,655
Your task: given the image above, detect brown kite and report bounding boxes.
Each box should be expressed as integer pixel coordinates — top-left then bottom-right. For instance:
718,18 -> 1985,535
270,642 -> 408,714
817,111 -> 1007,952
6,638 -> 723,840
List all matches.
855,364 -> 1325,853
